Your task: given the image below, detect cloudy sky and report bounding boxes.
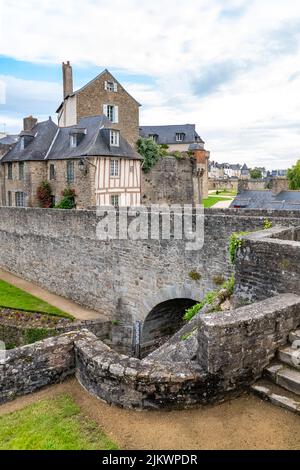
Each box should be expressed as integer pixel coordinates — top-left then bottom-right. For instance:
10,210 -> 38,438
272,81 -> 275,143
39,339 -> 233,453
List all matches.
0,0 -> 300,169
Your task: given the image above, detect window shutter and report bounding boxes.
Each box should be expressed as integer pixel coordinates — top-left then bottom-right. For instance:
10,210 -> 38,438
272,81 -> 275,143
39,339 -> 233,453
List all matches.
103,104 -> 108,117
104,81 -> 108,90
114,106 -> 119,123
113,82 -> 118,92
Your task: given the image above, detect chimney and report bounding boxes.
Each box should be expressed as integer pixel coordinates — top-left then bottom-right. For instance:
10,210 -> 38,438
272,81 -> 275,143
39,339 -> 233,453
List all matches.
23,115 -> 37,132
271,177 -> 289,196
62,61 -> 73,99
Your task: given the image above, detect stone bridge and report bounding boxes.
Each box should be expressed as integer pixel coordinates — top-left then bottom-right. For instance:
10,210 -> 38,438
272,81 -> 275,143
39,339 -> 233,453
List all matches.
0,207 -> 300,352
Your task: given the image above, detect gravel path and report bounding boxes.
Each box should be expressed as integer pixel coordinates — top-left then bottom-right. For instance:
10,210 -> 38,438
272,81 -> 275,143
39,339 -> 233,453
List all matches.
1,378 -> 299,450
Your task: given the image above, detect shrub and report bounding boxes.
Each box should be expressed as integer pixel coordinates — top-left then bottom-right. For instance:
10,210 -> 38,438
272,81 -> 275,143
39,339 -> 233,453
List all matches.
228,231 -> 249,264
55,187 -> 76,209
263,218 -> 273,229
183,275 -> 235,322
37,181 -> 53,208
136,138 -> 167,173
188,270 -> 201,281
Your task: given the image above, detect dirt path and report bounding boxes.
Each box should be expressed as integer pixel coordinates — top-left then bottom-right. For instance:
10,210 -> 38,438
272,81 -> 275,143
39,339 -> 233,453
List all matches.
0,378 -> 299,450
0,268 -> 106,321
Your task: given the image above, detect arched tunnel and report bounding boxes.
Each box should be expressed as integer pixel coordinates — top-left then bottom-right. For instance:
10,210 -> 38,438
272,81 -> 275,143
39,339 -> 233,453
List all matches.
140,298 -> 198,357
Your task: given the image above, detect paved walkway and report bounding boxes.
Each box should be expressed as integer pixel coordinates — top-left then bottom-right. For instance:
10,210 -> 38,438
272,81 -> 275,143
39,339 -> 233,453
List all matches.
0,268 -> 106,321
0,378 -> 299,450
212,199 -> 233,208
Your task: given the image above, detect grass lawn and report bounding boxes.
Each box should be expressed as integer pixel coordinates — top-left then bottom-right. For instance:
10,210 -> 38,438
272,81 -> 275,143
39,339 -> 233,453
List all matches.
202,196 -> 232,208
0,279 -> 73,320
0,394 -> 118,450
209,190 -> 237,197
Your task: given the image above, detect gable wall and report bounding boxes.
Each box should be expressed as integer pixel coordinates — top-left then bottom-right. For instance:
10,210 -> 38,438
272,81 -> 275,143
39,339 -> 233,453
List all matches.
76,71 -> 139,147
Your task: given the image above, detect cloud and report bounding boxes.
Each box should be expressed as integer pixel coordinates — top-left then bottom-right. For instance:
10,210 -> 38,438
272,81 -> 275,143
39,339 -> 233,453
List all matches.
1,0 -> 300,168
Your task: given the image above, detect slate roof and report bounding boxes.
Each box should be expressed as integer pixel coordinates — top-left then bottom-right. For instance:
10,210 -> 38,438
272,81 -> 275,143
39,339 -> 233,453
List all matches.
1,119 -> 58,162
139,124 -> 204,145
1,115 -> 140,163
0,135 -> 18,145
46,115 -> 142,160
230,190 -> 300,210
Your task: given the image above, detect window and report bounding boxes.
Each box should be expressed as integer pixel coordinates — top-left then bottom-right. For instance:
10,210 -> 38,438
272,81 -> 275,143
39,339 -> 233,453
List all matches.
111,194 -> 119,207
7,163 -> 13,180
20,137 -> 25,150
110,159 -> 119,177
176,133 -> 185,142
103,104 -> 118,123
15,192 -> 25,207
70,134 -> 77,148
105,81 -> 118,92
7,191 -> 12,207
19,162 -> 24,180
149,134 -> 158,143
67,161 -> 75,183
49,164 -> 55,180
110,130 -> 120,147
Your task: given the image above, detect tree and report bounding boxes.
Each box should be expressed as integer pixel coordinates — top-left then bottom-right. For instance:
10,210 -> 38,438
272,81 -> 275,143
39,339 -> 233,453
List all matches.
287,160 -> 300,189
250,168 -> 262,179
136,138 -> 168,173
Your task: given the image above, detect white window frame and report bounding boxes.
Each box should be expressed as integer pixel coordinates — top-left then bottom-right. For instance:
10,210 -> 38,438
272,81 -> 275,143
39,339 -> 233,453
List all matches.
110,159 -> 119,177
70,134 -> 77,148
176,133 -> 185,142
105,81 -> 118,92
110,194 -> 119,207
103,104 -> 119,123
110,130 -> 120,147
20,137 -> 25,150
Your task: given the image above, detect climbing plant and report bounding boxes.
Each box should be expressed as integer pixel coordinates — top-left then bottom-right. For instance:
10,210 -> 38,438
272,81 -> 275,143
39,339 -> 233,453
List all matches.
55,187 -> 76,209
136,137 -> 168,173
36,181 -> 53,208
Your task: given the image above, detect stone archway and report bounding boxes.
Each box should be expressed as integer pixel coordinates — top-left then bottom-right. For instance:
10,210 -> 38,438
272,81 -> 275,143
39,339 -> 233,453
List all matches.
140,298 -> 198,356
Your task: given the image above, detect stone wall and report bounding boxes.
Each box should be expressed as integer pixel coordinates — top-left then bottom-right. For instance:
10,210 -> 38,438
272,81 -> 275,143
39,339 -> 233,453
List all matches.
197,293 -> 300,399
208,178 -> 239,192
235,226 -> 300,303
0,317 -> 111,350
0,332 -> 81,404
1,294 -> 299,409
76,70 -> 140,147
141,156 -> 195,205
0,207 -> 300,349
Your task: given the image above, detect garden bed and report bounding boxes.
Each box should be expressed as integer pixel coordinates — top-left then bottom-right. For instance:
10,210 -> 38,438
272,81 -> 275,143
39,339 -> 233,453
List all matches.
0,307 -> 72,349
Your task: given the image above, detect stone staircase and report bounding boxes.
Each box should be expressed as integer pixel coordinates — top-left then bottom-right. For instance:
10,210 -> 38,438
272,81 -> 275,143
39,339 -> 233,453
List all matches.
252,329 -> 300,415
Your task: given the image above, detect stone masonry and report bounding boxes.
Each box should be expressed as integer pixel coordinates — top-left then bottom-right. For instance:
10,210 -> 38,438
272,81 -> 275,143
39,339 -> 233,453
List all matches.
1,208 -> 300,349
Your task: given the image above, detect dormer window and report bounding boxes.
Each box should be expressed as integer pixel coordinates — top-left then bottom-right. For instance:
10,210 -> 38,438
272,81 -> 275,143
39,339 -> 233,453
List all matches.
176,133 -> 185,142
110,130 -> 120,147
149,134 -> 158,143
105,81 -> 118,92
70,134 -> 77,148
20,137 -> 25,150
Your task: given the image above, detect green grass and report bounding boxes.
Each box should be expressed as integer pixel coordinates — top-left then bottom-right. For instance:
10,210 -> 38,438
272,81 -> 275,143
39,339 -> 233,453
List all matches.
202,196 -> 232,208
0,394 -> 118,450
210,190 -> 237,197
0,279 -> 73,320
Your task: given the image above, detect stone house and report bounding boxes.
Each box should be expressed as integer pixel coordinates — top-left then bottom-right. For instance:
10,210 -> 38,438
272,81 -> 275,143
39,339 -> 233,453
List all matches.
139,124 -> 204,153
0,115 -> 142,208
57,62 -> 141,148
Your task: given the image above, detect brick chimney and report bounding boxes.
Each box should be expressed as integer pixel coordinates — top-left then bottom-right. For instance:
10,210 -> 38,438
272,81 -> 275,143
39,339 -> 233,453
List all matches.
271,177 -> 289,196
23,115 -> 37,132
62,61 -> 73,99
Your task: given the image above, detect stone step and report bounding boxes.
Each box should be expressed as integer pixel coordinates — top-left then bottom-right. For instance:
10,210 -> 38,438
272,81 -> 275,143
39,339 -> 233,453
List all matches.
265,362 -> 300,395
251,379 -> 300,415
289,329 -> 300,343
278,345 -> 300,369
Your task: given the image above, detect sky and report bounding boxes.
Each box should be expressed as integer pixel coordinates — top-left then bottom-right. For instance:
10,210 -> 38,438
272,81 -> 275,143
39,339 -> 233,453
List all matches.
0,0 -> 300,169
